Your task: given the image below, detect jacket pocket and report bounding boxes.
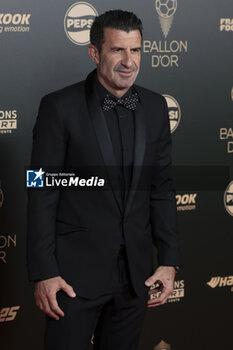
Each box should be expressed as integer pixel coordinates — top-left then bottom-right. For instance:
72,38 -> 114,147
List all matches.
56,220 -> 88,236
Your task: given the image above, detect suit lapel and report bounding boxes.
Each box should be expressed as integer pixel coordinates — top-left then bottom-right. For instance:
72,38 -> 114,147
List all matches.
125,94 -> 146,216
85,70 -> 123,213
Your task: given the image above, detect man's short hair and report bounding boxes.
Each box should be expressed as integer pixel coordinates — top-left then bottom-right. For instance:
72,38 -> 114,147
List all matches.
90,10 -> 143,53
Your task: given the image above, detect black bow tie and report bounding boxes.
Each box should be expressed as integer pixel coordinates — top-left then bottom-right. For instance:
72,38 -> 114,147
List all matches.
102,92 -> 139,112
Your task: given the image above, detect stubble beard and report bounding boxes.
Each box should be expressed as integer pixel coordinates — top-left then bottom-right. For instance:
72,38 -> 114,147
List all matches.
98,58 -> 139,93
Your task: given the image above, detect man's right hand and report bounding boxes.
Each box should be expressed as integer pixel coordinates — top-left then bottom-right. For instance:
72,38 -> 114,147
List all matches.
34,276 -> 76,320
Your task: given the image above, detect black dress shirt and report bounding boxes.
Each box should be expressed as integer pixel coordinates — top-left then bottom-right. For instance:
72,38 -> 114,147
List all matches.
95,76 -> 136,246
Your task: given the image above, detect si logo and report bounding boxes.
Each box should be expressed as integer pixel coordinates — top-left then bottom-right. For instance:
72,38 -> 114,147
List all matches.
26,169 -> 44,188
163,94 -> 181,133
64,2 -> 98,45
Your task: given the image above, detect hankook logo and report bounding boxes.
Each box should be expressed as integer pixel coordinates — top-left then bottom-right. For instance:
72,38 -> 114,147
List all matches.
176,193 -> 197,211
207,276 -> 233,288
155,0 -> 177,38
64,2 -> 98,45
0,13 -> 31,33
162,94 -> 181,133
224,181 -> 233,216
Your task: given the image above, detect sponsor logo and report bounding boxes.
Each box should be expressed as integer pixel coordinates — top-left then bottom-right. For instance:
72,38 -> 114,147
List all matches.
143,39 -> 188,68
0,13 -> 30,33
154,340 -> 171,350
150,279 -> 184,303
219,128 -> 233,153
219,91 -> 233,153
143,1 -> 188,68
207,276 -> 233,291
26,170 -> 105,188
64,2 -> 98,45
220,18 -> 233,31
176,193 -> 197,211
224,181 -> 233,216
0,109 -> 17,134
0,306 -> 20,322
155,0 -> 177,38
168,279 -> 184,302
163,94 -> 181,133
0,234 -> 17,263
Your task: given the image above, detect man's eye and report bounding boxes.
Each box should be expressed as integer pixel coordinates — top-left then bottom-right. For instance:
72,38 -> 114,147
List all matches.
132,49 -> 141,53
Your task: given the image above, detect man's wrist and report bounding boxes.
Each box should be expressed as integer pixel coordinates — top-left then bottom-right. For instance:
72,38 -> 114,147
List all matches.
159,265 -> 180,273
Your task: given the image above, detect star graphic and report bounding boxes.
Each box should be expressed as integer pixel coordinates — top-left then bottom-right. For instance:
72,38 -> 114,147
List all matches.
34,168 -> 45,181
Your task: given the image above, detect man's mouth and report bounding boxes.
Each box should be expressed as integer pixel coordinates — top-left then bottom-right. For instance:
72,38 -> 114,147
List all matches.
117,70 -> 134,78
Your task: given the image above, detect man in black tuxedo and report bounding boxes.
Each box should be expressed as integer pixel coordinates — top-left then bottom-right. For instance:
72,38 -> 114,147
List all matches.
27,10 -> 180,350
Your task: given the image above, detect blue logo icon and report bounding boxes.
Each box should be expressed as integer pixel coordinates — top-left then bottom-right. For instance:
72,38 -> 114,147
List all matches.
26,168 -> 45,188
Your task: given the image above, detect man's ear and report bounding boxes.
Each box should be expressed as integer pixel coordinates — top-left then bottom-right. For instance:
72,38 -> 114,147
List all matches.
88,45 -> 100,64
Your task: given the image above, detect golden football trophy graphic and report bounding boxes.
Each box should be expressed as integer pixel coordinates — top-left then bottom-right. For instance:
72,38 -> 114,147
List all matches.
154,339 -> 171,350
155,0 -> 177,38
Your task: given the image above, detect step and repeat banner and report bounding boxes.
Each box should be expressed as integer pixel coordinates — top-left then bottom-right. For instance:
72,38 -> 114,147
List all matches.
0,1 -> 232,349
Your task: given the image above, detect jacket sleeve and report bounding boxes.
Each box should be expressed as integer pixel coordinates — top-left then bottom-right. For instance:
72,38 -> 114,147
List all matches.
150,96 -> 180,267
27,95 -> 66,281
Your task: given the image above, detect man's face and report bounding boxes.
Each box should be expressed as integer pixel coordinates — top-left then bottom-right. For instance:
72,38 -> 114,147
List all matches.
90,28 -> 142,97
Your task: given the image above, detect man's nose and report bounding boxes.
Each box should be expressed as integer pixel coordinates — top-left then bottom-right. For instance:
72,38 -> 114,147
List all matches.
121,51 -> 133,68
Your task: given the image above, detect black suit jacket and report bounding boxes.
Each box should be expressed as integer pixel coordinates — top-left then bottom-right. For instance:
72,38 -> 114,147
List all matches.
27,69 -> 180,299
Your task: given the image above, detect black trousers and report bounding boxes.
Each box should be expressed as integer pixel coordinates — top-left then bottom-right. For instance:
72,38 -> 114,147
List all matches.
45,247 -> 149,350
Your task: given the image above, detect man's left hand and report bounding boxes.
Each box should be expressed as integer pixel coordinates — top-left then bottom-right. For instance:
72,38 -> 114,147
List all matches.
145,266 -> 176,308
